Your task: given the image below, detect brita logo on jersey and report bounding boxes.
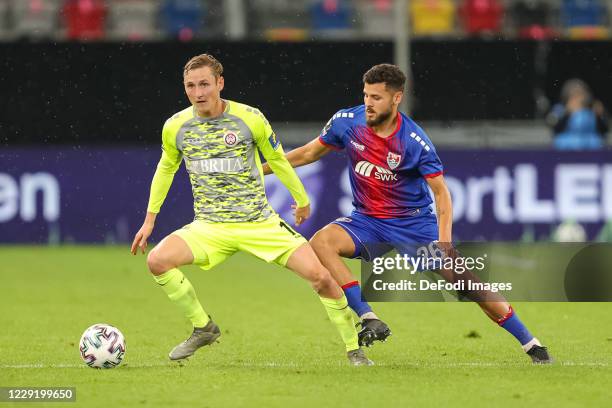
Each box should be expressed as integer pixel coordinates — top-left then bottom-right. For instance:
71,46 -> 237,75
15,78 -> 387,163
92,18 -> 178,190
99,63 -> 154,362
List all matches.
355,161 -> 398,181
186,158 -> 244,174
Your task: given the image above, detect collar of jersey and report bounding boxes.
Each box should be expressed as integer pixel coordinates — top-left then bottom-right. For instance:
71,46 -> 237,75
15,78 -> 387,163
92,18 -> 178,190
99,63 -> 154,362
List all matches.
192,99 -> 230,121
368,112 -> 402,140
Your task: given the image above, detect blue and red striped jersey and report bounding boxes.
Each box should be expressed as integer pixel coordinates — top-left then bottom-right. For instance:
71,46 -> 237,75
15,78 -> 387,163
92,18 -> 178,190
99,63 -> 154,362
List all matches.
319,105 -> 443,218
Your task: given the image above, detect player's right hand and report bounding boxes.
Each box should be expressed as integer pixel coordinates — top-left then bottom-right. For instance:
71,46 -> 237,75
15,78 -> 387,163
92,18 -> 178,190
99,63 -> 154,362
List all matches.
130,223 -> 153,255
292,203 -> 311,226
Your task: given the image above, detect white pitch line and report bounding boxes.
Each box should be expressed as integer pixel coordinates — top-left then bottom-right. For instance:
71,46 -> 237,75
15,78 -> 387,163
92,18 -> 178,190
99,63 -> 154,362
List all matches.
1,362 -> 608,369
1,364 -> 85,369
0,363 -> 166,369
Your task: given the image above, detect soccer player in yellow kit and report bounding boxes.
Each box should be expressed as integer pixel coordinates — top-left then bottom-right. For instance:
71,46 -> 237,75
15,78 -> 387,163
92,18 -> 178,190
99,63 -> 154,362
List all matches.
130,54 -> 371,365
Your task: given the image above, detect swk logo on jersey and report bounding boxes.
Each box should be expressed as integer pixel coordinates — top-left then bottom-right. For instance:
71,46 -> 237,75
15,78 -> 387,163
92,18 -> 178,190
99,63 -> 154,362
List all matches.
387,152 -> 402,170
355,161 -> 398,182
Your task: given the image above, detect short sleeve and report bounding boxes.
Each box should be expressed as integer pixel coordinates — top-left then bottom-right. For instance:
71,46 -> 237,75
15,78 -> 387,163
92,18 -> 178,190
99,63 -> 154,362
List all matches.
418,146 -> 444,178
318,112 -> 345,150
404,127 -> 444,178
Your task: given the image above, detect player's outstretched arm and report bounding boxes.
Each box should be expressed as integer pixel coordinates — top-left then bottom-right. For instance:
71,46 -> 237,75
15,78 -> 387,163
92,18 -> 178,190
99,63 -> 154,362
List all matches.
130,147 -> 181,254
131,211 -> 157,255
130,162 -> 175,255
259,143 -> 311,225
426,174 -> 453,243
262,137 -> 332,175
254,131 -> 312,224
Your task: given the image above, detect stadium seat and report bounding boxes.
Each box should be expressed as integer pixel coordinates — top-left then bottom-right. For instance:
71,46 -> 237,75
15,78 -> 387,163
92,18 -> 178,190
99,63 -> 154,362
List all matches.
409,0 -> 456,37
11,0 -> 62,39
562,0 -> 607,26
0,0 -> 10,39
310,0 -> 354,38
561,0 -> 609,39
458,0 -> 504,36
107,0 -> 159,41
247,0 -> 311,40
510,0 -> 558,40
354,0 -> 394,38
263,28 -> 309,41
61,0 -> 106,40
159,0 -> 205,41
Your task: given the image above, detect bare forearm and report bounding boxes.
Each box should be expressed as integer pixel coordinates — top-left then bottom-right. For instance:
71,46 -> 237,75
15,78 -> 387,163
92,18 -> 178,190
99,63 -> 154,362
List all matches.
131,211 -> 157,254
263,144 -> 320,175
143,211 -> 157,227
434,191 -> 453,242
285,144 -> 317,167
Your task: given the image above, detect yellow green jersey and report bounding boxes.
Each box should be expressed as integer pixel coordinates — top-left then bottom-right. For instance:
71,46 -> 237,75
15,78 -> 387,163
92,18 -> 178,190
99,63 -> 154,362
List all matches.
147,100 -> 309,223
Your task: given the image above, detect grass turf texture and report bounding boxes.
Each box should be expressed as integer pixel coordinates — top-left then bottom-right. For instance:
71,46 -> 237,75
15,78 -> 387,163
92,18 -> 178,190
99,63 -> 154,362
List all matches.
1,246 -> 611,407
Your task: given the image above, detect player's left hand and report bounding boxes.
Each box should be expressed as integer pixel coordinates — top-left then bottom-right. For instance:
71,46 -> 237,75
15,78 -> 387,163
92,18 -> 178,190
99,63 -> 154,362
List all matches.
131,223 -> 153,255
437,241 -> 460,260
292,203 -> 310,226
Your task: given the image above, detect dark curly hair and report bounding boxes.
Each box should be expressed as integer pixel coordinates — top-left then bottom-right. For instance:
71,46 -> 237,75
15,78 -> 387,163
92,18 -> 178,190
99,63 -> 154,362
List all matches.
363,64 -> 406,91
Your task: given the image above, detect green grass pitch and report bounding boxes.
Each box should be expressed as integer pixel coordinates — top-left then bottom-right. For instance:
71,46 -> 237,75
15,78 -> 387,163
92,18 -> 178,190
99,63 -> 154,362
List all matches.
1,246 -> 611,407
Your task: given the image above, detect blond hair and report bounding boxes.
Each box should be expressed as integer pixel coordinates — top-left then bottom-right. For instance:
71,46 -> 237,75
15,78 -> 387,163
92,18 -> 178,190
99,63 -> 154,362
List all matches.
183,54 -> 223,78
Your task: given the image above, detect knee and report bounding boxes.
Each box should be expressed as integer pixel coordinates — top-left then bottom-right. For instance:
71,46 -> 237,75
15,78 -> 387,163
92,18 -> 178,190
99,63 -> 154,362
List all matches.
309,268 -> 336,294
310,229 -> 337,255
146,249 -> 171,276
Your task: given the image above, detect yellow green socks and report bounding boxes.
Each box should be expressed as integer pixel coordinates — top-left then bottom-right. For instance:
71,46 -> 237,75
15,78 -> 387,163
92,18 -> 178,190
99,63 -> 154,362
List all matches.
153,268 -> 210,328
154,269 -> 358,350
319,294 -> 359,352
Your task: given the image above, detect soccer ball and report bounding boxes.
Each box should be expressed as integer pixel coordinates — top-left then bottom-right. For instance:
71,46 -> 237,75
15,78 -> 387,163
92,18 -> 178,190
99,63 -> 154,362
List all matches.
79,324 -> 126,369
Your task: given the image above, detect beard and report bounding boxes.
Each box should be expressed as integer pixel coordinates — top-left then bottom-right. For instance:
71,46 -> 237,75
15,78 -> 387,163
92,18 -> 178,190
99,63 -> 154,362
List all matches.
366,109 -> 393,127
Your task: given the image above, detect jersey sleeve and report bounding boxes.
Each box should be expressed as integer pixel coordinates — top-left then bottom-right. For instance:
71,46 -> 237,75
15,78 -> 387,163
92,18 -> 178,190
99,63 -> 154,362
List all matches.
416,135 -> 444,178
418,147 -> 444,178
318,111 -> 345,150
146,121 -> 183,213
252,110 -> 310,207
405,129 -> 444,178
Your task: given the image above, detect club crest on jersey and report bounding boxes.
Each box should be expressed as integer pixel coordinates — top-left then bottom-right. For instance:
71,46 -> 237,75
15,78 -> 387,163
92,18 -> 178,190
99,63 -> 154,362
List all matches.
224,132 -> 238,146
387,152 -> 402,170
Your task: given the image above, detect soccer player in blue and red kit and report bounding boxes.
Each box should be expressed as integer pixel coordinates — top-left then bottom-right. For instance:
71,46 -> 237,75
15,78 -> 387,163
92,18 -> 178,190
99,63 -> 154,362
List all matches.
263,64 -> 552,363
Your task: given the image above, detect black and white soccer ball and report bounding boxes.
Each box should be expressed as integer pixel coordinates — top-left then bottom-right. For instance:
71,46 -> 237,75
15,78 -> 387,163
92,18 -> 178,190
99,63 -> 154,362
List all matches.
79,324 -> 126,369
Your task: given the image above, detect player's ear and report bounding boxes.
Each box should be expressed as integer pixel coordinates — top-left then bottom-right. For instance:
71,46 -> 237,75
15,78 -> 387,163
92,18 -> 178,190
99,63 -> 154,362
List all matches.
393,91 -> 403,105
217,75 -> 225,92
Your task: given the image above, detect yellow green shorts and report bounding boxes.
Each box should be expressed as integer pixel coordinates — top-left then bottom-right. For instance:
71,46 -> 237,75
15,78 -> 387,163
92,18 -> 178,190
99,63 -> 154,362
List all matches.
173,214 -> 307,270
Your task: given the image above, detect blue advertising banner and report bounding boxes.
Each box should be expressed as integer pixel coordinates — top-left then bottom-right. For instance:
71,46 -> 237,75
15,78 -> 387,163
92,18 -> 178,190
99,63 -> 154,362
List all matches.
1,148 -> 611,243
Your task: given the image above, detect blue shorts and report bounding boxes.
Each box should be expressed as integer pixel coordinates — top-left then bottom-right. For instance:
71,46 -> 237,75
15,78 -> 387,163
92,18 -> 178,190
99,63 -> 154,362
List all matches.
332,208 -> 439,262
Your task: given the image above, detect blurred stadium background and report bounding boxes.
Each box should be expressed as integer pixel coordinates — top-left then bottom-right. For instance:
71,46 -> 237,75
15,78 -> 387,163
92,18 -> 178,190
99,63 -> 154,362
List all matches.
1,0 -> 611,244
2,2 -> 612,407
